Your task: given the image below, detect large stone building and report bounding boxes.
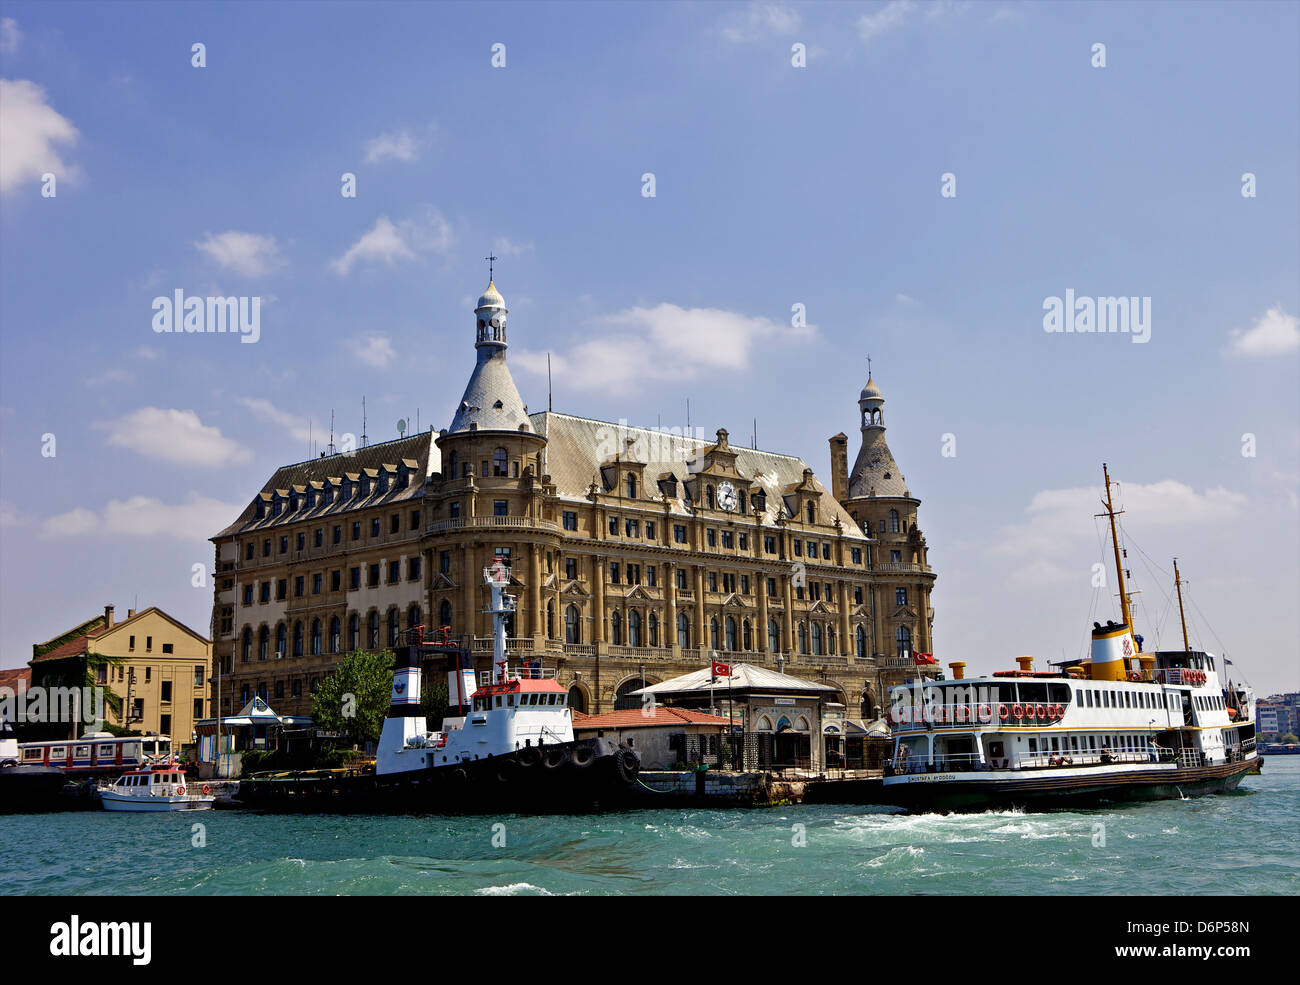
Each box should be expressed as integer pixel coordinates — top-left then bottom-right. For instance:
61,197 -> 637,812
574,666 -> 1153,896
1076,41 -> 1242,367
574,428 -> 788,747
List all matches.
208,278 -> 936,724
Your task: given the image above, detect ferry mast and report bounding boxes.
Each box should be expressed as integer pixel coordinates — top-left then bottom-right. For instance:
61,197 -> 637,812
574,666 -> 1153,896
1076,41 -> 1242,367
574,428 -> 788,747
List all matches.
1098,463 -> 1135,633
1173,557 -> 1192,653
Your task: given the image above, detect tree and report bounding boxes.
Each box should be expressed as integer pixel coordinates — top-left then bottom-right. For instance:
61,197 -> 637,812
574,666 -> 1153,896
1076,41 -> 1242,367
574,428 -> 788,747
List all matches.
1279,733 -> 1299,744
311,650 -> 393,747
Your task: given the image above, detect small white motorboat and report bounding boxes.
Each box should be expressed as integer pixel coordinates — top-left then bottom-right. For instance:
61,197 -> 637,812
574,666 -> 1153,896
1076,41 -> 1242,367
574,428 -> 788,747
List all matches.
99,762 -> 215,812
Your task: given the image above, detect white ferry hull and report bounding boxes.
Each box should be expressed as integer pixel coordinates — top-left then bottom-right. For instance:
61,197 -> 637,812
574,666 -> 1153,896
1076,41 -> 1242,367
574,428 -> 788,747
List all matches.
881,756 -> 1254,813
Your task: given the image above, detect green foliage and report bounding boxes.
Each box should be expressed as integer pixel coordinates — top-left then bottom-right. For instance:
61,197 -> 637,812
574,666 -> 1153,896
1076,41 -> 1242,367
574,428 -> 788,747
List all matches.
421,674 -> 449,724
311,650 -> 393,746
1279,733 -> 1299,744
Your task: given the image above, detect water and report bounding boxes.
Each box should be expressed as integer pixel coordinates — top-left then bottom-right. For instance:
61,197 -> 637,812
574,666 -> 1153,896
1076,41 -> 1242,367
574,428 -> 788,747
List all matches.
4,759 -> 1297,895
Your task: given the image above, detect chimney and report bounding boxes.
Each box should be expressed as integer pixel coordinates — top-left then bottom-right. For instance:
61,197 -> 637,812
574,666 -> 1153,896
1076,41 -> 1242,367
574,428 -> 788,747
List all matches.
828,433 -> 849,503
104,605 -> 115,628
127,609 -> 137,620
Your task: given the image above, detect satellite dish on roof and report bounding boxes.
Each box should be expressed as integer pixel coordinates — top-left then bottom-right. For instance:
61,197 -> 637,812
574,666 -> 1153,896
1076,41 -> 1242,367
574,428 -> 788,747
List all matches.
397,419 -> 407,437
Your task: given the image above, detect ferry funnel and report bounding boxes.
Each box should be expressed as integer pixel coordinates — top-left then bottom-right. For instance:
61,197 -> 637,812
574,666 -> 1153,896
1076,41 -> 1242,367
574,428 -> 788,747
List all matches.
1090,621 -> 1137,681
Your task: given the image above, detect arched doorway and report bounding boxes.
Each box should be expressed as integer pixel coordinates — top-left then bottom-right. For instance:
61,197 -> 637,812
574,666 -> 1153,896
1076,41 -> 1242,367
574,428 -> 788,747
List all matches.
566,683 -> 589,714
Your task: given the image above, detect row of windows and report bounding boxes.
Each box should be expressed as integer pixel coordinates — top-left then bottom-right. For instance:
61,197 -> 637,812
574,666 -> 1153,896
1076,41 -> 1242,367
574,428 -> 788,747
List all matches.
239,606 -> 423,660
96,665 -> 206,688
445,448 -> 525,480
241,678 -> 317,705
254,466 -> 414,520
1080,688 -> 1169,711
243,511 -> 422,561
241,557 -> 422,604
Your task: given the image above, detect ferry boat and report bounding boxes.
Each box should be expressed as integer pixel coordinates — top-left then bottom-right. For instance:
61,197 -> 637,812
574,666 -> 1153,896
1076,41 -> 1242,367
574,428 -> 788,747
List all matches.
0,714 -> 69,813
99,762 -> 215,812
881,465 -> 1258,813
237,562 -> 640,812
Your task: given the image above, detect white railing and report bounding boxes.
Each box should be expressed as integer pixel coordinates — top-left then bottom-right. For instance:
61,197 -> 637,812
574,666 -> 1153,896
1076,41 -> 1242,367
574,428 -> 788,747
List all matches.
427,516 -> 559,534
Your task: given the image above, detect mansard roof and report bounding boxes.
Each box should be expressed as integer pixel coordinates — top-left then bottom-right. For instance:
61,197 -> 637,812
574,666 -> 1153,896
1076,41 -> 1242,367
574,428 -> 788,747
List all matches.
848,430 -> 911,500
212,432 -> 438,540
447,346 -> 534,435
531,412 -> 868,539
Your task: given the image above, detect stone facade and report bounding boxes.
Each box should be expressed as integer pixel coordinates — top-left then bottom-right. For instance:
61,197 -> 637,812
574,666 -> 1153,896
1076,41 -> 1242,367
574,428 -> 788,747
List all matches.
209,278 -> 936,719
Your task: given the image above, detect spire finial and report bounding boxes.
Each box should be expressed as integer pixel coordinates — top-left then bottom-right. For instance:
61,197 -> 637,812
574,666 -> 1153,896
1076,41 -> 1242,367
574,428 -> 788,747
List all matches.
867,353 -> 872,378
485,252 -> 498,281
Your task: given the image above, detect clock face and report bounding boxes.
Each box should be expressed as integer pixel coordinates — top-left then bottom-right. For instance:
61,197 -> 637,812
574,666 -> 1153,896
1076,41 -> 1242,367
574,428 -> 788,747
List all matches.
718,481 -> 737,512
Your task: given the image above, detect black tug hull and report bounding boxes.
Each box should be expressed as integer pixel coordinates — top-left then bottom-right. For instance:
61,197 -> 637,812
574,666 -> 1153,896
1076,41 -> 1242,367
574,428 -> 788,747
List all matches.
236,737 -> 638,814
0,765 -> 71,814
879,758 -> 1255,814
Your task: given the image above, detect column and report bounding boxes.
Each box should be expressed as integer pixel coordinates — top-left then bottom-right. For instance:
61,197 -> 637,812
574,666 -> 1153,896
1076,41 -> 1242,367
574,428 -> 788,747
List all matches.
666,562 -> 679,658
592,554 -> 605,643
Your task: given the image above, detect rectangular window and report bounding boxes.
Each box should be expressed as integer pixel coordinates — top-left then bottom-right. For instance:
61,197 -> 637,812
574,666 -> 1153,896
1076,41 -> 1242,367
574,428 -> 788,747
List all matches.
314,529 -> 323,547
741,575 -> 750,595
707,529 -> 717,547
408,557 -> 421,580
896,588 -> 908,606
645,521 -> 656,540
440,551 -> 451,574
333,525 -> 342,545
676,569 -> 688,590
411,510 -> 420,530
625,518 -> 638,537
767,577 -> 776,596
793,540 -> 802,557
449,502 -> 461,520
738,533 -> 748,551
721,531 -> 734,549
646,565 -> 657,587
764,536 -> 776,554
609,563 -> 620,584
160,681 -> 172,702
331,570 -> 341,591
389,560 -> 400,583
294,576 -> 305,598
890,550 -> 902,563
351,522 -> 361,541
493,500 -> 508,517
674,524 -> 687,544
563,511 -> 578,531
280,536 -> 288,554
565,558 -> 577,579
368,563 -> 380,587
609,516 -> 619,535
194,665 -> 205,687
263,539 -> 271,557
371,518 -> 381,537
822,543 -> 831,559
390,514 -> 400,534
245,542 -> 254,561
276,579 -> 287,600
349,567 -> 360,590
259,583 -> 270,603
708,572 -> 717,592
313,573 -> 322,594
296,531 -> 305,551
627,564 -> 640,585
242,586 -> 253,605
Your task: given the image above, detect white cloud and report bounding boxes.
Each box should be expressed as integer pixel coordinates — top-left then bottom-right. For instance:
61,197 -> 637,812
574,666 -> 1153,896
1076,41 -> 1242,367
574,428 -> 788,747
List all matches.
98,407 -> 251,466
1228,305 -> 1299,357
194,231 -> 284,278
134,346 -> 161,361
350,334 -> 396,369
0,499 -> 20,528
0,79 -> 79,193
364,128 -> 420,164
0,18 -> 21,54
235,396 -> 312,442
88,368 -> 133,387
515,303 -> 812,391
41,493 -> 242,541
859,0 -> 915,43
492,236 -> 533,257
330,208 -> 453,276
720,3 -> 801,43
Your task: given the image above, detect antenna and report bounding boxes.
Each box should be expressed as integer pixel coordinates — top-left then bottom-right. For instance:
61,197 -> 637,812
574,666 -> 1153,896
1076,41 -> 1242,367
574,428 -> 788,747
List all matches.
687,398 -> 691,435
547,352 -> 553,412
753,417 -> 757,450
361,397 -> 368,448
326,410 -> 337,456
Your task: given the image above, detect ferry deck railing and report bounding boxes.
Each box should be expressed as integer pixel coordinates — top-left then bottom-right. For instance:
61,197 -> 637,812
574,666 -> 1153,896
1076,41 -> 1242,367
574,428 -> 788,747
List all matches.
887,747 -> 1180,775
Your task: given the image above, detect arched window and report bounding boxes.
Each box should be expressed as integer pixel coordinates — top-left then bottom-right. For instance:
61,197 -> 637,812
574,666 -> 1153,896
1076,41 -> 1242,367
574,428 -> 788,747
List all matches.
856,625 -> 867,658
798,623 -> 808,655
493,447 -> 507,477
811,622 -> 823,655
292,621 -> 303,657
648,612 -> 659,647
367,611 -> 380,649
629,610 -> 642,647
387,609 -> 400,647
242,627 -> 252,663
348,614 -> 360,651
547,600 -> 555,639
768,618 -> 780,653
889,509 -> 900,533
567,684 -> 587,714
565,605 -> 581,644
311,619 -> 321,655
710,617 -> 720,650
258,626 -> 269,661
329,617 -> 341,653
439,600 -> 452,631
742,619 -> 752,651
677,612 -> 690,648
896,625 -> 912,659
626,473 -> 637,499
725,616 -> 737,652
275,623 -> 286,658
611,611 -> 622,646
706,486 -> 715,509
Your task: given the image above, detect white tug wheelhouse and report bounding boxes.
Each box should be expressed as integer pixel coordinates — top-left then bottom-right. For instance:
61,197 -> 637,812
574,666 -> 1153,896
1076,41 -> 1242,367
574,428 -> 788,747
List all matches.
376,562 -> 575,778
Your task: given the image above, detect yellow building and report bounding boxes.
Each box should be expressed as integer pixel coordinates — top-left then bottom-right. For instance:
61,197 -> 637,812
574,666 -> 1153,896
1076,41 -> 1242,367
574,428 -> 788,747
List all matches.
209,277 -> 937,722
30,605 -> 212,745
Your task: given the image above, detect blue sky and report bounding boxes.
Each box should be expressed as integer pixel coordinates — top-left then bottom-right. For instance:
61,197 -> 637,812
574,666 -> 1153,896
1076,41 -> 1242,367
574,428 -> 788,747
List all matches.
2,1 -> 1297,694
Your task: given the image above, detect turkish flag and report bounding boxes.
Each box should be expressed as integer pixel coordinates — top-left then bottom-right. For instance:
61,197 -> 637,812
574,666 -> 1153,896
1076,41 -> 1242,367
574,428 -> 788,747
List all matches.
711,660 -> 732,678
913,652 -> 938,665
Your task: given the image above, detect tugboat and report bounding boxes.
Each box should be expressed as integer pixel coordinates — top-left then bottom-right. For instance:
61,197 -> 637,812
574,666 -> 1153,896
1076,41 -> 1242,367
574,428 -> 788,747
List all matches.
98,762 -> 215,812
0,714 -> 69,813
238,561 -> 639,812
881,464 -> 1258,813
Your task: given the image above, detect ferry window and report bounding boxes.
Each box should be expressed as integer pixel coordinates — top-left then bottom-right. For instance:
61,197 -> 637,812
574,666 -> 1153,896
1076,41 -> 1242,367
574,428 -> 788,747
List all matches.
495,696 -> 502,708
558,696 -> 565,706
1071,737 -> 1079,752
1050,738 -> 1059,752
1028,738 -> 1037,753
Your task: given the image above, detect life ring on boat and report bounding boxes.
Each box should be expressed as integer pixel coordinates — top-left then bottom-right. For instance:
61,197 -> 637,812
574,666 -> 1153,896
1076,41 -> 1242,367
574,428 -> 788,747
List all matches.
999,704 -> 1010,721
201,784 -> 211,795
955,704 -> 968,723
1054,703 -> 1065,718
936,706 -> 946,723
1012,704 -> 1024,720
1036,704 -> 1047,719
1128,672 -> 1141,682
980,704 -> 993,722
177,785 -> 186,795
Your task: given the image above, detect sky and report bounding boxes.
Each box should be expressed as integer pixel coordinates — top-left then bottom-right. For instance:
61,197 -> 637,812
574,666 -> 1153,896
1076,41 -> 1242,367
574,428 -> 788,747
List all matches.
1,0 -> 1297,695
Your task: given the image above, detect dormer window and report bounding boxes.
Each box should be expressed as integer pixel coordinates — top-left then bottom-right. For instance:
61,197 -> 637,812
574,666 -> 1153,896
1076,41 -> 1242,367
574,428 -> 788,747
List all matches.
255,500 -> 266,519
342,479 -> 352,500
397,465 -> 409,490
752,490 -> 766,512
360,475 -> 371,496
271,496 -> 282,517
378,471 -> 389,494
626,473 -> 637,499
806,502 -> 816,524
306,489 -> 316,508
289,493 -> 298,512
323,482 -> 334,504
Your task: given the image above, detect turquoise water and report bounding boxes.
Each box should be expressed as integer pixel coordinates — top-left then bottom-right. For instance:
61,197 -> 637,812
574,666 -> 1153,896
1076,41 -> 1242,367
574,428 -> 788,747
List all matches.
4,759 -> 1297,895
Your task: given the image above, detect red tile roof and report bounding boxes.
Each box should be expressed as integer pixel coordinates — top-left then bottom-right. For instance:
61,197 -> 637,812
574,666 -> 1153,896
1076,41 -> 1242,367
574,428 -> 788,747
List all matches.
572,706 -> 734,730
32,632 -> 98,662
0,667 -> 31,690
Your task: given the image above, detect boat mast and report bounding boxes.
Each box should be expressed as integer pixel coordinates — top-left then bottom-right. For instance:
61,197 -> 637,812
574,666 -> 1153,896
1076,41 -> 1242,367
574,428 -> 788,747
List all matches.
1173,557 -> 1191,653
1099,463 -> 1135,632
